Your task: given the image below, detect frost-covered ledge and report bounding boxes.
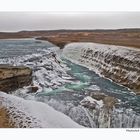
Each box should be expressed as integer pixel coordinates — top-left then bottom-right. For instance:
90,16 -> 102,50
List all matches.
62,43 -> 140,95
0,92 -> 83,128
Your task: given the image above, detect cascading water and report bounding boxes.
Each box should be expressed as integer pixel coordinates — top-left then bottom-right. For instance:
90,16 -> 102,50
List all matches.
62,42 -> 140,94
0,39 -> 140,128
62,42 -> 140,128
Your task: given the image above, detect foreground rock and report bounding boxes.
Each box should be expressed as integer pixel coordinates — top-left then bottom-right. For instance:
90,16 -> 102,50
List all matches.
0,65 -> 32,92
0,107 -> 14,128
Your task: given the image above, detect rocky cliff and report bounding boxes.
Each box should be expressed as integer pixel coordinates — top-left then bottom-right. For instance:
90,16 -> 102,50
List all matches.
63,43 -> 140,95
0,65 -> 32,92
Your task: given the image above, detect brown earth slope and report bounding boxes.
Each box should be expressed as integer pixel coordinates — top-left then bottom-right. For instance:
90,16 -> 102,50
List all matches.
0,29 -> 140,49
37,29 -> 140,49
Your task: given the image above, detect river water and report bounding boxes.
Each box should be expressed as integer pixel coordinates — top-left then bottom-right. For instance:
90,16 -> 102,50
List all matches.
0,38 -> 140,128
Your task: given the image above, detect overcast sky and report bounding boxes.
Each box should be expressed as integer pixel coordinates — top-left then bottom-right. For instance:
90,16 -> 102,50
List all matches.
0,12 -> 140,32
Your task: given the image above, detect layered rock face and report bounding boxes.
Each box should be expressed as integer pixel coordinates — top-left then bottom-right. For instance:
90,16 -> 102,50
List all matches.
63,43 -> 140,95
0,65 -> 32,92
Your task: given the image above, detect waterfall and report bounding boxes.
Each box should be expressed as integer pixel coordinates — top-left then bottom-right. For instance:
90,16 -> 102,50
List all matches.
85,106 -> 140,128
62,42 -> 140,128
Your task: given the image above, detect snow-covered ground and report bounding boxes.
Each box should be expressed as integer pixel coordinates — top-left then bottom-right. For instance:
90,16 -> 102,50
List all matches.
0,91 -> 83,128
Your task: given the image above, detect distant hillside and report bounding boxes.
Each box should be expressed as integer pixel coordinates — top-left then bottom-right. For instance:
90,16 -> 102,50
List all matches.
0,28 -> 140,49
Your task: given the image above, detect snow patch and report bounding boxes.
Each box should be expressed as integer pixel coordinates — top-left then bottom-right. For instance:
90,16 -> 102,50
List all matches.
0,92 -> 83,128
80,96 -> 104,108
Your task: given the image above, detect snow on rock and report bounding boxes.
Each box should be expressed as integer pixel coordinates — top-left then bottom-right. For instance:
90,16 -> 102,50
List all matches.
63,42 -> 140,94
0,48 -> 73,92
80,96 -> 104,109
45,98 -> 94,127
79,96 -> 140,128
0,91 -> 83,128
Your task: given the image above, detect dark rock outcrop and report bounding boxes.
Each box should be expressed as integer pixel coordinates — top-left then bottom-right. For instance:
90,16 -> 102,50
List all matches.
27,86 -> 39,93
0,65 -> 32,92
103,96 -> 118,109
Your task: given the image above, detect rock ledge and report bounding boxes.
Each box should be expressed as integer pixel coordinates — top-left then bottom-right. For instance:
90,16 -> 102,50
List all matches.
0,64 -> 32,92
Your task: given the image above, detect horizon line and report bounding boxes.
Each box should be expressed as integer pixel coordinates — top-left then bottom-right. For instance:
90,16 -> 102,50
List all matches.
1,27 -> 140,33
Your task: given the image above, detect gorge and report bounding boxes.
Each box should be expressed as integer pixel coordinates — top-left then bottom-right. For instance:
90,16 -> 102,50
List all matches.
62,42 -> 140,95
0,38 -> 140,128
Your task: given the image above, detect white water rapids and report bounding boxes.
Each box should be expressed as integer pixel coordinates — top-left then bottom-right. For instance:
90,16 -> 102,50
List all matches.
0,39 -> 140,128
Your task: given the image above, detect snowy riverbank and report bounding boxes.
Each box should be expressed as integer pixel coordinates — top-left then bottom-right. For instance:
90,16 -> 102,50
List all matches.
62,42 -> 140,95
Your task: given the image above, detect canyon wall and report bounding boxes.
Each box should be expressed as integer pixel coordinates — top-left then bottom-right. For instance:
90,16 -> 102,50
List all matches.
0,65 -> 32,92
63,43 -> 140,95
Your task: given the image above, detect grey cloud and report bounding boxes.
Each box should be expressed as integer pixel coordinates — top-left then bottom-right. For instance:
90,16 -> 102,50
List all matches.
0,12 -> 140,32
